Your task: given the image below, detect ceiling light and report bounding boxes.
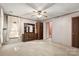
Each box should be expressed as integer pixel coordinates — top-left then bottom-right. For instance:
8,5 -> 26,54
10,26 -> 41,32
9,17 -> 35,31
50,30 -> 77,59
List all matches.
33,10 -> 47,18
36,14 -> 42,18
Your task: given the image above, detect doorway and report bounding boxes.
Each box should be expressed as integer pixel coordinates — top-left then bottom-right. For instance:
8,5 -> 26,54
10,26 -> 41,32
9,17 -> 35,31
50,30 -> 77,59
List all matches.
72,16 -> 79,48
46,22 -> 52,38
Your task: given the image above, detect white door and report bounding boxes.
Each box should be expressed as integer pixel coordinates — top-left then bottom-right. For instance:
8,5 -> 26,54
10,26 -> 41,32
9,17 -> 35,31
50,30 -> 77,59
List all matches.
0,8 -> 4,44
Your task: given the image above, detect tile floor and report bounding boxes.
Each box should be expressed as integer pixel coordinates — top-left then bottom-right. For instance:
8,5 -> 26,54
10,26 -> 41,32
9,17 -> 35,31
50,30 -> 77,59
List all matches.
0,40 -> 79,56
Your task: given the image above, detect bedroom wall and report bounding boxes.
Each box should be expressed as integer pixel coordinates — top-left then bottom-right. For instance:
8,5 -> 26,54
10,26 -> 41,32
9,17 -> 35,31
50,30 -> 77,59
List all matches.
7,16 -> 20,39
7,16 -> 36,41
45,12 -> 79,47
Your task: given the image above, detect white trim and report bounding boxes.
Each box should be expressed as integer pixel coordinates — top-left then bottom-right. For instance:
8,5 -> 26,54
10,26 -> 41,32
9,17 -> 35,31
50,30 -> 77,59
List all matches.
0,44 -> 2,47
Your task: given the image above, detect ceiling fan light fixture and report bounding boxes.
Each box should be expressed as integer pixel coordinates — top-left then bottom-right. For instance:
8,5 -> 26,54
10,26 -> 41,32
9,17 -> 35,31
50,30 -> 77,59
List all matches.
33,10 -> 47,18
36,14 -> 42,18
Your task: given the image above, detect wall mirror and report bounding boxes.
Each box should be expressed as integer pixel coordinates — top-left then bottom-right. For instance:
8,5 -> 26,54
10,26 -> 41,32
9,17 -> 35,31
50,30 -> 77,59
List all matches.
24,23 -> 35,33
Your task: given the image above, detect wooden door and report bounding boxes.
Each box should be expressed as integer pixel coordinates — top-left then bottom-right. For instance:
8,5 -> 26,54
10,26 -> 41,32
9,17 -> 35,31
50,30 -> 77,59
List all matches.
40,22 -> 43,39
36,21 -> 43,39
72,17 -> 79,48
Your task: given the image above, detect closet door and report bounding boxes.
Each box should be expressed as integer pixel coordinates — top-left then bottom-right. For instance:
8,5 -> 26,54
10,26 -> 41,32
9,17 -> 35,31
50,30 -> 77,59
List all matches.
36,21 -> 43,39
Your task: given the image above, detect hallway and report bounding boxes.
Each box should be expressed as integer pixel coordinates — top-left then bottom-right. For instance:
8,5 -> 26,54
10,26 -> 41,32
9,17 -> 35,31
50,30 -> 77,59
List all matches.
0,40 -> 79,56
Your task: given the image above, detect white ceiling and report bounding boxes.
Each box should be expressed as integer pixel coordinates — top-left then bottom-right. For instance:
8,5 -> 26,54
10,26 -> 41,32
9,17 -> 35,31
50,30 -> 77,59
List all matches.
0,3 -> 79,20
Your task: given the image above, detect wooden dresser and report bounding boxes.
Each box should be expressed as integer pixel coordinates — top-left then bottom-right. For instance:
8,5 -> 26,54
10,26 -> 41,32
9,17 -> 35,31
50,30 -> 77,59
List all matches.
22,22 -> 43,42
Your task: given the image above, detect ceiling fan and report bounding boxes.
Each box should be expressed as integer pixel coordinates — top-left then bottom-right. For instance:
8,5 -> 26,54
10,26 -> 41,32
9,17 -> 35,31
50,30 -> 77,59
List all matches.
22,3 -> 55,20
32,10 -> 48,18
22,10 -> 48,20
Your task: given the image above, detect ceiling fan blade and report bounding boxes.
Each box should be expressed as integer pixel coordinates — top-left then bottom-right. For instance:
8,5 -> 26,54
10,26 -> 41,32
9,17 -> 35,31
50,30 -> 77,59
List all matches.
41,3 -> 55,11
26,3 -> 37,10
